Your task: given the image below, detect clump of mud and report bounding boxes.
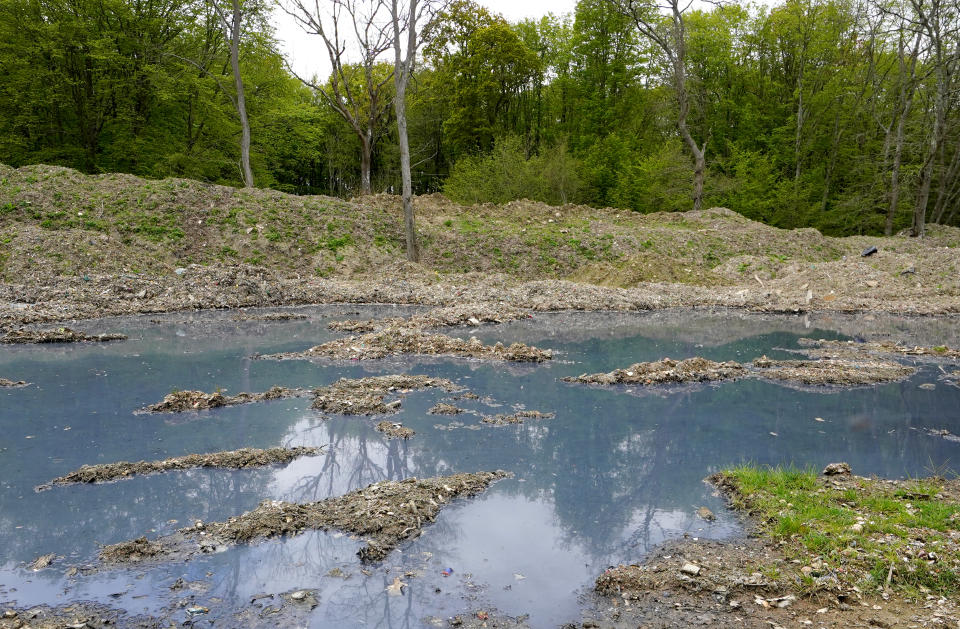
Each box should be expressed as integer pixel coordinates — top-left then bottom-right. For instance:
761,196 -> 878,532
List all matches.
376,421 -> 415,439
36,446 -> 321,491
312,375 -> 459,415
100,471 -> 510,565
752,355 -> 915,385
564,357 -> 746,386
328,303 -> 531,333
0,378 -> 28,388
429,403 -> 465,415
0,327 -> 126,344
797,338 -> 960,359
232,312 -> 308,321
143,386 -> 304,413
481,410 -> 555,425
263,329 -> 552,362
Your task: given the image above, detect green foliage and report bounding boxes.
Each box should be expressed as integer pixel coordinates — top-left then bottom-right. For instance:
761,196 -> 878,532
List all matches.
720,465 -> 960,598
444,136 -> 582,205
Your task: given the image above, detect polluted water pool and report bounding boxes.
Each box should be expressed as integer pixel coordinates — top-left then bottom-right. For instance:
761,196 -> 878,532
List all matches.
1,306 -> 959,628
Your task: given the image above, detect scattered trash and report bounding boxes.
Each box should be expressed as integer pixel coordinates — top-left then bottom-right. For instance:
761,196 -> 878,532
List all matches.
29,553 -> 56,571
386,576 -> 406,596
289,590 -> 308,601
185,606 -> 208,616
861,246 -> 878,257
696,506 -> 716,521
442,568 -> 454,577
680,563 -> 701,576
476,611 -> 489,620
514,573 -> 526,580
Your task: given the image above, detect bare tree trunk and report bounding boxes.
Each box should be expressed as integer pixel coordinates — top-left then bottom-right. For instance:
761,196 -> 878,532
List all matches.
391,0 -> 424,262
886,31 -> 921,235
227,0 -> 253,187
360,134 -> 373,196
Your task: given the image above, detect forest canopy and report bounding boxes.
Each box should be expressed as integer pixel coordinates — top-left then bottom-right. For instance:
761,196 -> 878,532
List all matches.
0,0 -> 957,236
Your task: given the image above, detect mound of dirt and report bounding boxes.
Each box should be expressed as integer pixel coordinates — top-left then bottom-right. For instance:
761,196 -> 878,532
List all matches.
100,471 -> 511,565
311,375 -> 459,415
0,378 -> 28,387
751,355 -> 916,385
376,421 -> 415,439
564,357 -> 747,385
265,329 -> 552,362
328,303 -> 531,333
36,446 -> 322,491
143,386 -> 305,413
797,337 -> 960,359
0,327 -> 126,344
429,403 -> 465,415
481,410 -> 555,425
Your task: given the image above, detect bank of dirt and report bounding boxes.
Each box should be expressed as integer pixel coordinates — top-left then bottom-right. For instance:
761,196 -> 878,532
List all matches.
2,166 -> 960,331
142,386 -> 306,413
35,446 -> 322,491
1,327 -> 126,343
100,471 -> 510,565
481,410 -> 555,425
328,303 -> 532,333
311,375 -> 460,415
262,328 -> 552,362
565,354 -> 916,389
797,337 -> 960,359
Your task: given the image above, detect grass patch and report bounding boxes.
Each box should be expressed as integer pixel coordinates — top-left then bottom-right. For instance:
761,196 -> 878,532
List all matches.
715,465 -> 960,599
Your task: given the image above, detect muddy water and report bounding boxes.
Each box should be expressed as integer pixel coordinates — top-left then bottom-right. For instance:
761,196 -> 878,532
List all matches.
1,307 -> 959,628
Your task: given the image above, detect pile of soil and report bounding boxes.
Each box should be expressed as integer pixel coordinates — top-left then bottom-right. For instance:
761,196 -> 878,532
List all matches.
375,421 -> 415,439
751,355 -> 916,385
566,355 -> 915,389
797,337 -> 960,359
0,378 -> 28,387
265,329 -> 552,362
100,470 -> 510,565
563,357 -> 746,385
0,603 -> 154,629
0,327 -> 126,344
231,312 -> 307,321
428,611 -> 531,628
481,410 -> 555,425
36,446 -> 321,491
311,375 -> 459,415
143,386 -> 304,413
429,403 -> 465,415
328,303 -> 531,333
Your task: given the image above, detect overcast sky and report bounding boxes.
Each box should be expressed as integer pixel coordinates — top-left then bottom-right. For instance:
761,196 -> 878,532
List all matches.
272,0 -> 768,80
275,0 -> 575,80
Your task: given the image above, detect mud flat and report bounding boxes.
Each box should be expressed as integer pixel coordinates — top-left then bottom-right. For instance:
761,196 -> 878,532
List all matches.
481,410 -> 555,425
0,378 -> 28,387
375,421 -> 415,439
797,337 -> 960,359
311,375 -> 459,415
328,303 -> 531,333
261,329 -> 552,362
0,327 -> 126,344
231,312 -> 308,322
751,355 -> 916,385
35,447 -> 322,491
565,355 -> 916,390
100,471 -> 510,564
429,402 -> 466,415
563,357 -> 746,386
142,386 -> 306,413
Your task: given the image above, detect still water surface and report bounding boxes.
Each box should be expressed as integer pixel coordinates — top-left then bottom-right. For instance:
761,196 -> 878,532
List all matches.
1,307 -> 958,627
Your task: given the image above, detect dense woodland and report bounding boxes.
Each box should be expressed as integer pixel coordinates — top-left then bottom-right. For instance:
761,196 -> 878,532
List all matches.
0,0 -> 958,236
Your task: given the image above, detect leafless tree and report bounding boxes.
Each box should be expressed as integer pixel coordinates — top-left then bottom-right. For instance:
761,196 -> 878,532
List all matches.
611,0 -> 709,212
284,0 -> 395,195
389,0 -> 442,262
